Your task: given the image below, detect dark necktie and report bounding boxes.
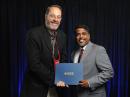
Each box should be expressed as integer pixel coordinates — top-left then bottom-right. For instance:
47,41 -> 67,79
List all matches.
49,31 -> 58,58
78,48 -> 84,63
54,43 -> 58,58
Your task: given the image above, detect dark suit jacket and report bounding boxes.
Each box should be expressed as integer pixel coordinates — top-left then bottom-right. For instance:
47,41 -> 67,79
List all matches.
20,25 -> 67,97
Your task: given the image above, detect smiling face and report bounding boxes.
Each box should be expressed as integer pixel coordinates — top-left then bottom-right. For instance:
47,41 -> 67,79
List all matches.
75,28 -> 90,47
45,6 -> 62,31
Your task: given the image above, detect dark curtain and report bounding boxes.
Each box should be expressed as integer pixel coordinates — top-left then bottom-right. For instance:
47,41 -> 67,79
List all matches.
0,0 -> 129,97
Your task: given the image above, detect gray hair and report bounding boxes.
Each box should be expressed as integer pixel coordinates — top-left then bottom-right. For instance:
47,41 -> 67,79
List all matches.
45,4 -> 62,15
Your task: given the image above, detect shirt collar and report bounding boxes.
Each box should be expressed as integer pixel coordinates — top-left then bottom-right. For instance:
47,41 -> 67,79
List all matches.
80,41 -> 91,50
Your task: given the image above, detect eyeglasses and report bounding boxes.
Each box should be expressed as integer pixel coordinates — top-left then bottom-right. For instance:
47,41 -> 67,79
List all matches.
48,14 -> 61,20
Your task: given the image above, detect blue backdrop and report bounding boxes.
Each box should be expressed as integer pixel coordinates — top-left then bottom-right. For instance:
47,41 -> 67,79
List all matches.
0,0 -> 129,97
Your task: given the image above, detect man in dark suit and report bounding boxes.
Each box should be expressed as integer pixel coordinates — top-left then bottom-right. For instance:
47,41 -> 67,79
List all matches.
71,24 -> 114,97
20,5 -> 67,97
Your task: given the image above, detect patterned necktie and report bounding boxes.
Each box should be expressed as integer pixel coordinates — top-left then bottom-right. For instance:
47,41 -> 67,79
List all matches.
78,48 -> 84,63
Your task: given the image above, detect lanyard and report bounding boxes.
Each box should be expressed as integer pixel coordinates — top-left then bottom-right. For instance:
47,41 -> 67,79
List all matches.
53,50 -> 60,70
49,32 -> 60,70
50,40 -> 60,70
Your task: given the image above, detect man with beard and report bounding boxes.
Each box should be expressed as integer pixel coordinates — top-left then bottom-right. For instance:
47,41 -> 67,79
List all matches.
20,5 -> 67,97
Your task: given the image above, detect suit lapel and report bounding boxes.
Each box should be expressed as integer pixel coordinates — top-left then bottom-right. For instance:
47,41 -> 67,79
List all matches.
81,42 -> 94,61
41,26 -> 52,51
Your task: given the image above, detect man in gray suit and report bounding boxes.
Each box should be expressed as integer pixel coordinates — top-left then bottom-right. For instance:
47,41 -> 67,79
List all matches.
72,24 -> 114,97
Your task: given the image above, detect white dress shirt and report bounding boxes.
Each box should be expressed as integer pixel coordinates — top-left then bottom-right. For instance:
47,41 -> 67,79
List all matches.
73,45 -> 87,63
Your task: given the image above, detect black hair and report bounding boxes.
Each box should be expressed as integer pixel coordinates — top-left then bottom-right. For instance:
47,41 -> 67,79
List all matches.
74,24 -> 90,33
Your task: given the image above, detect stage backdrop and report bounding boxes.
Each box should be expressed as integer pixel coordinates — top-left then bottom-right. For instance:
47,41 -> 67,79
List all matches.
0,0 -> 129,97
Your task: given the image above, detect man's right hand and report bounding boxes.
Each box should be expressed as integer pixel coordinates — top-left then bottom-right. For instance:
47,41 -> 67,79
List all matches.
56,81 -> 69,87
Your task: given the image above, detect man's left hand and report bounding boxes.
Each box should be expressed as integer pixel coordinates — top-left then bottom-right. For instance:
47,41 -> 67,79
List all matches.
79,80 -> 89,88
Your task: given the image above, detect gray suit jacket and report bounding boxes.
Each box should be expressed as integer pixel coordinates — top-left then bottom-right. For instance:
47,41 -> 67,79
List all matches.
72,42 -> 114,97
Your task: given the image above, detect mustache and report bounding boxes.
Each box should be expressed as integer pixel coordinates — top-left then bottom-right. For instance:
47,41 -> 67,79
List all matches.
51,20 -> 60,24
